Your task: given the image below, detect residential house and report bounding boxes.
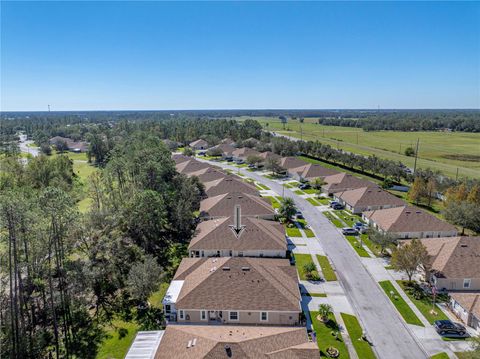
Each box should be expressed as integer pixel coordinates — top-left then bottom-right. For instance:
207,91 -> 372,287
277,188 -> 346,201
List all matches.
199,192 -> 275,220
188,167 -> 226,183
333,187 -> 405,214
162,257 -> 302,326
211,143 -> 236,158
203,176 -> 259,197
49,136 -> 88,153
162,139 -> 181,150
363,206 -> 458,239
259,151 -> 282,162
290,163 -> 339,182
189,139 -> 209,150
188,216 -> 287,258
220,138 -> 236,146
279,157 -> 308,172
411,236 -> 480,291
322,173 -> 377,195
449,292 -> 480,331
149,325 -> 319,359
172,154 -> 192,165
176,159 -> 212,175
232,147 -> 261,161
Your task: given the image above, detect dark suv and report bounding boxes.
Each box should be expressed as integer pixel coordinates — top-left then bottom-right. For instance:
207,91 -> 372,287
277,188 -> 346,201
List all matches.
434,320 -> 467,337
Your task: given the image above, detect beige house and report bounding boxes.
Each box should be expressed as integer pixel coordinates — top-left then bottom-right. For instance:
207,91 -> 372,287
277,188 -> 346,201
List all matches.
189,139 -> 209,150
259,151 -> 282,162
199,192 -> 275,220
176,159 -> 212,175
220,138 -> 236,146
212,143 -> 236,157
232,147 -> 261,160
362,206 -> 457,239
203,176 -> 259,198
188,167 -> 226,183
188,216 -> 287,258
449,292 -> 480,331
322,173 -> 377,195
279,157 -> 308,172
412,236 -> 480,291
290,163 -> 339,182
162,257 -> 302,326
334,187 -> 405,214
149,325 -> 318,359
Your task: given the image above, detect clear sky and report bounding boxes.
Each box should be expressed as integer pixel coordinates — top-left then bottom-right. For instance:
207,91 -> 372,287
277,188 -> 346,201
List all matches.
1,1 -> 479,111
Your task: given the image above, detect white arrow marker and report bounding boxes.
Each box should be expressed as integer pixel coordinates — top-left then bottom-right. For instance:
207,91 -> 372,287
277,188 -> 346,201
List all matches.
229,205 -> 246,238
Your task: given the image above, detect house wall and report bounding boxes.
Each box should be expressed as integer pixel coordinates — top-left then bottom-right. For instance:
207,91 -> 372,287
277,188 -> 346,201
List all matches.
189,249 -> 286,258
432,277 -> 480,291
175,309 -> 301,326
449,298 -> 480,330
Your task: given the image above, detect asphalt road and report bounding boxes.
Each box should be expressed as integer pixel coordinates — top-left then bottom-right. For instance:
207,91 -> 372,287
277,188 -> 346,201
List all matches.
200,159 -> 427,359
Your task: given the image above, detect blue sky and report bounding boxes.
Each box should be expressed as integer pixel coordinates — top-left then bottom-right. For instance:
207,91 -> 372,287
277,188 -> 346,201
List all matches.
1,1 -> 479,111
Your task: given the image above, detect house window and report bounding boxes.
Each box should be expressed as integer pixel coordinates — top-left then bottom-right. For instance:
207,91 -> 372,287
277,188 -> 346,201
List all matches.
260,312 -> 268,321
463,279 -> 471,289
229,311 -> 239,321
201,310 -> 207,321
179,310 -> 184,320
238,252 -> 244,257
165,305 -> 171,314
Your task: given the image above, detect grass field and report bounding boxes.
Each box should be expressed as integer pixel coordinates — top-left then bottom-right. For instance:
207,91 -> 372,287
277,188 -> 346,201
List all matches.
310,312 -> 350,359
341,313 -> 376,359
430,353 -> 449,359
97,319 -> 140,359
316,255 -> 337,281
236,116 -> 480,179
378,280 -> 424,327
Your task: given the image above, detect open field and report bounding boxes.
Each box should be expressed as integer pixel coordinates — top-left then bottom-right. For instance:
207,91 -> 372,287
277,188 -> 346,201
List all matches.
235,116 -> 480,179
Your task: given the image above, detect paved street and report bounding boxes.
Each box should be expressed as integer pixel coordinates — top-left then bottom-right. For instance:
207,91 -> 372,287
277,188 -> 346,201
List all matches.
199,158 -> 428,359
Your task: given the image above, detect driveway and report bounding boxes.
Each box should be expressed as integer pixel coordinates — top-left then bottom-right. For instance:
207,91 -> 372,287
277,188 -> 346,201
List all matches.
199,158 -> 428,359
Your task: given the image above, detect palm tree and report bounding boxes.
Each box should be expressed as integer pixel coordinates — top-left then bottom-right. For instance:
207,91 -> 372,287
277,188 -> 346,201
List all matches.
279,197 -> 296,223
318,304 -> 333,323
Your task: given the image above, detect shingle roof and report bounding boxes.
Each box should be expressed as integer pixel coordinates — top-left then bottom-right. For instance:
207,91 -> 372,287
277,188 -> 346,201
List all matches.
363,206 -> 457,233
188,167 -> 227,183
214,143 -> 237,156
259,151 -> 282,161
232,147 -> 261,158
190,139 -> 209,147
450,292 -> 480,319
176,159 -> 212,174
173,257 -> 301,311
172,154 -> 192,164
280,157 -> 308,170
200,193 -> 274,218
154,325 -> 318,359
323,173 -> 377,193
221,138 -> 236,145
204,176 -> 259,197
188,216 -> 286,252
410,236 -> 480,279
290,163 -> 339,179
337,187 -> 405,208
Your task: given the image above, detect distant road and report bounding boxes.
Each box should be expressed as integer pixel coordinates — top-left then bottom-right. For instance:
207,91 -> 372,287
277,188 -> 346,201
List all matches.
18,134 -> 39,157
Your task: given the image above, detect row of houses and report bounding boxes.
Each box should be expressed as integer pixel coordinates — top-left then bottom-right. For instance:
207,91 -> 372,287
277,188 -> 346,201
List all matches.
126,147 -> 319,358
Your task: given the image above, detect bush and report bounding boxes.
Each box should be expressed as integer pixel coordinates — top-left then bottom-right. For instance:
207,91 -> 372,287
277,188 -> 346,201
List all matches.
404,147 -> 415,156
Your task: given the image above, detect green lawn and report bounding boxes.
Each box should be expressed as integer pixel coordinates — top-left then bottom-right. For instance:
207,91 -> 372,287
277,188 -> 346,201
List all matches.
285,225 -> 302,237
239,116 -> 480,179
148,282 -> 169,309
317,197 -> 331,205
316,255 -> 337,281
284,182 -> 297,188
77,197 -> 93,213
294,190 -> 304,195
360,234 -> 384,257
256,183 -> 270,190
304,188 -> 318,194
341,313 -> 376,359
345,236 -> 370,258
304,228 -> 315,237
97,319 -> 140,359
304,292 -> 327,297
323,211 -> 344,228
293,253 -> 314,281
430,353 -> 450,359
310,312 -> 350,359
306,198 -> 321,206
337,211 -> 361,227
396,281 -> 449,324
73,161 -> 97,182
378,280 -> 424,327
296,219 -> 315,237
263,196 -> 281,209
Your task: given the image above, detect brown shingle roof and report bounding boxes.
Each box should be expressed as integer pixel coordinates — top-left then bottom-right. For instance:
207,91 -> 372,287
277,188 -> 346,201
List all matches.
411,237 -> 480,279
173,257 -> 301,311
363,206 -> 457,234
189,167 -> 227,183
172,154 -> 192,164
290,163 -> 339,179
190,139 -> 209,148
323,173 -> 377,193
200,193 -> 274,218
214,143 -> 237,156
221,138 -> 236,145
204,176 -> 259,197
155,325 -> 318,359
450,292 -> 480,319
337,187 -> 405,208
176,159 -> 212,174
279,157 -> 308,170
188,217 -> 286,252
259,151 -> 282,161
232,147 -> 261,159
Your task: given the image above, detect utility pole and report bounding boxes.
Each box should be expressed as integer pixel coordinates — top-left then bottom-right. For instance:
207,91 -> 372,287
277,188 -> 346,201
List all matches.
356,133 -> 358,145
413,138 -> 420,174
456,168 -> 459,182
300,122 -> 303,141
48,104 -> 51,112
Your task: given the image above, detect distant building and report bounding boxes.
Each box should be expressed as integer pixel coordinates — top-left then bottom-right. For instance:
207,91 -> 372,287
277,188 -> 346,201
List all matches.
279,157 -> 308,171
187,167 -> 227,183
322,173 -> 377,195
162,257 -> 302,326
188,216 -> 287,258
189,139 -> 209,150
290,163 -> 339,182
49,136 -> 88,153
363,206 -> 457,239
176,159 -> 212,175
232,147 -> 261,161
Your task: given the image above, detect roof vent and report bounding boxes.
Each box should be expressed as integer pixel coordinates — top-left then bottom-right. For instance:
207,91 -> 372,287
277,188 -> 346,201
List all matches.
405,211 -> 411,214
241,267 -> 250,271
187,340 -> 192,348
461,244 -> 468,248
225,345 -> 232,357
223,267 -> 231,271
192,338 -> 197,346
416,211 -> 421,214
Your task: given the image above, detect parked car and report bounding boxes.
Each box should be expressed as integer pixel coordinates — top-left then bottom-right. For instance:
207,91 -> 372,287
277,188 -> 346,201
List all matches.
235,159 -> 245,164
329,201 -> 338,208
354,222 -> 368,234
295,211 -> 304,219
342,228 -> 359,235
248,164 -> 256,168
434,320 -> 467,337
298,183 -> 311,190
198,151 -> 206,156
332,203 -> 344,210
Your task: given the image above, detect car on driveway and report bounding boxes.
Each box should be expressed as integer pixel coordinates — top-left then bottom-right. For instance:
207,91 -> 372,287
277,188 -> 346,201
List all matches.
434,320 -> 467,337
295,211 -> 304,219
298,183 -> 311,190
332,203 -> 344,210
342,228 -> 359,235
354,222 -> 368,234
